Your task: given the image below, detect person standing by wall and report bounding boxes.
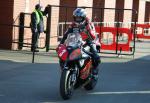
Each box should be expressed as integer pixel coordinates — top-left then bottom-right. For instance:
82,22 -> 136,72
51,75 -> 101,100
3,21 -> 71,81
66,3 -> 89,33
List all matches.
30,4 -> 48,52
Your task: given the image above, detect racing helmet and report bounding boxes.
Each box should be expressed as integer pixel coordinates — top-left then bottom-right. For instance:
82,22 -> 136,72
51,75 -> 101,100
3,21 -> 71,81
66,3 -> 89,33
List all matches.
73,8 -> 87,23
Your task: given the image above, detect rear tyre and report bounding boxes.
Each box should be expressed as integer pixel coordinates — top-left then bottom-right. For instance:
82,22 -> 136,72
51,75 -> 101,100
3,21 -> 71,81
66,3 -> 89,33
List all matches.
60,70 -> 74,100
84,74 -> 98,90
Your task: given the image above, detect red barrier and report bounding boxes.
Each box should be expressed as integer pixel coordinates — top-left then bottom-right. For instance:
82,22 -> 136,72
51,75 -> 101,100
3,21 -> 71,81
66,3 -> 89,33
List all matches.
136,24 -> 150,39
95,26 -> 133,51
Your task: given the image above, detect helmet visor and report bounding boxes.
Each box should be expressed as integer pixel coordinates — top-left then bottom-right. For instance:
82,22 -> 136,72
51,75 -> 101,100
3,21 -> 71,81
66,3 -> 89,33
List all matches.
75,16 -> 83,23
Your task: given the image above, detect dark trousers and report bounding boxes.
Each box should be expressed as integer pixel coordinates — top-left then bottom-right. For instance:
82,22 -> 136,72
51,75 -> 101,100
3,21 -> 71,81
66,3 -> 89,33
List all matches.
31,31 -> 40,51
87,41 -> 100,68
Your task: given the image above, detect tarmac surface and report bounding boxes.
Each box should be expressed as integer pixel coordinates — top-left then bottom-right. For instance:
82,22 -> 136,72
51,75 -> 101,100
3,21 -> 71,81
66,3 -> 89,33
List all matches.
0,41 -> 150,103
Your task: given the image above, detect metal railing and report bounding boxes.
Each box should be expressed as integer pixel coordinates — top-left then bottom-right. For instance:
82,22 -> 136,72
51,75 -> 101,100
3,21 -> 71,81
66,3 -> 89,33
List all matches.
0,5 -> 139,63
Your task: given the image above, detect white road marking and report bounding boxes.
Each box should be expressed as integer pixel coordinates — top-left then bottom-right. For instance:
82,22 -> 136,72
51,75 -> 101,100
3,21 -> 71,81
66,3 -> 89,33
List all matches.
88,91 -> 150,95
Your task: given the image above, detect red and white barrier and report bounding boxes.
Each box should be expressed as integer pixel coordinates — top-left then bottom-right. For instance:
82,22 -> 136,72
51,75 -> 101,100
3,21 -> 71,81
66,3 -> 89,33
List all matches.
136,24 -> 150,39
95,26 -> 133,51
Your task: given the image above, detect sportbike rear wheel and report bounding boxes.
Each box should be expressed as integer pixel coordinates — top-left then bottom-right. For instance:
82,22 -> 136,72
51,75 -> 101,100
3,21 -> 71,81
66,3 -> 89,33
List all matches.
84,74 -> 98,90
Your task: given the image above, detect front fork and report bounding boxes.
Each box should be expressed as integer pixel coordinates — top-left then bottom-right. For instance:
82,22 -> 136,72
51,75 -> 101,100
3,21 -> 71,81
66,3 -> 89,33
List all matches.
63,61 -> 79,86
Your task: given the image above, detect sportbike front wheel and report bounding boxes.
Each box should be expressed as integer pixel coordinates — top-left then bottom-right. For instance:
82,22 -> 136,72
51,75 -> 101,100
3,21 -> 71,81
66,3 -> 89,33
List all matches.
60,70 -> 74,100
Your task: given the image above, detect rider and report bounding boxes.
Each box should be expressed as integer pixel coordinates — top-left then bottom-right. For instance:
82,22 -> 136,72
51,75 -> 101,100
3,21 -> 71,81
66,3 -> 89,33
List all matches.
59,8 -> 100,75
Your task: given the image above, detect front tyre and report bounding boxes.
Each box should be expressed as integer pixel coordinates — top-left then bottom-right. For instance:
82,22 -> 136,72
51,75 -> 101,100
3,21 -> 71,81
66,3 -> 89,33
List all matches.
60,70 -> 74,100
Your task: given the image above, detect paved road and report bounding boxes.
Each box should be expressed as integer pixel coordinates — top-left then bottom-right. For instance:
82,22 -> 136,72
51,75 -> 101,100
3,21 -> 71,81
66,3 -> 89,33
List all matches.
0,53 -> 150,103
0,41 -> 150,103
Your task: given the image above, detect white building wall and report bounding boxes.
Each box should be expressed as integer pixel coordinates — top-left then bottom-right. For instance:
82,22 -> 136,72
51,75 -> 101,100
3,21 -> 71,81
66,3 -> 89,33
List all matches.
104,0 -> 116,26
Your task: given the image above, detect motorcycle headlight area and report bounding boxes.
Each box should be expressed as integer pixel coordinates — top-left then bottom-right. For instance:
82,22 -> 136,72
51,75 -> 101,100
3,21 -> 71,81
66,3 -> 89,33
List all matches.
69,49 -> 82,60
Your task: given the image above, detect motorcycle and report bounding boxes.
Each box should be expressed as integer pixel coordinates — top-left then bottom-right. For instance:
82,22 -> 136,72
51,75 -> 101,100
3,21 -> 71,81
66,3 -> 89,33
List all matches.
56,32 -> 100,100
